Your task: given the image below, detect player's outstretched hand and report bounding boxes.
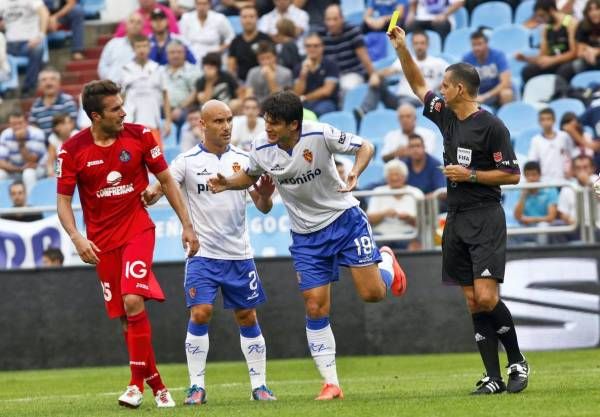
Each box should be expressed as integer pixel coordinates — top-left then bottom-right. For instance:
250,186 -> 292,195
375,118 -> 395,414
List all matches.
338,170 -> 358,193
72,234 -> 101,265
207,173 -> 229,193
387,26 -> 406,50
255,174 -> 275,197
182,225 -> 200,257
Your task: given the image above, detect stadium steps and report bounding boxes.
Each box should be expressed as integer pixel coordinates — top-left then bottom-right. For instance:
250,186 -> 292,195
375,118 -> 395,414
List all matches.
65,59 -> 100,72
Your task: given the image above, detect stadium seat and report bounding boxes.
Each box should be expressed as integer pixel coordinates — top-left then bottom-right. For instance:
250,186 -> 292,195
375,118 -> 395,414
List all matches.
529,26 -> 542,48
12,38 -> 49,68
497,101 -> 539,136
345,10 -> 364,26
489,24 -> 530,56
480,103 -> 495,114
470,1 -> 513,30
438,52 -> 458,64
341,0 -> 365,16
549,98 -> 586,122
454,7 -> 469,29
443,27 -> 472,60
513,126 -> 540,155
522,74 -> 557,107
0,55 -> 19,92
359,109 -> 399,139
514,0 -> 534,24
502,188 -> 521,227
407,30 -> 442,56
320,111 -> 357,134
28,177 -> 57,207
228,15 -> 242,35
81,0 -> 106,18
373,55 -> 397,71
0,179 -> 13,208
342,83 -> 369,112
163,146 -> 181,163
359,160 -> 385,189
571,70 -> 600,89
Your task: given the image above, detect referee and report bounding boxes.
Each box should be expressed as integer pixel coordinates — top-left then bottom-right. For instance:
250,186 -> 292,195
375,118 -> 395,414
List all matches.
388,26 -> 529,395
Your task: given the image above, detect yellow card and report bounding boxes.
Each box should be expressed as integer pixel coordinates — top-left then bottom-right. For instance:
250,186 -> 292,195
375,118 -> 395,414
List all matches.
387,10 -> 400,33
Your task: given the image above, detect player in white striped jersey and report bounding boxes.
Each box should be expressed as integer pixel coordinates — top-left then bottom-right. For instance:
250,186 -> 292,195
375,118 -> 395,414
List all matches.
145,100 -> 277,403
208,91 -> 408,400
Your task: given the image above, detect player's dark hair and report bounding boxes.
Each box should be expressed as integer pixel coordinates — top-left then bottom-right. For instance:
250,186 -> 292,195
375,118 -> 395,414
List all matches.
43,247 -> 64,265
202,52 -> 222,68
408,133 -> 424,144
131,33 -> 149,45
445,63 -> 480,97
582,0 -> 600,31
239,4 -> 258,14
411,29 -> 429,42
539,107 -> 555,119
524,160 -> 541,174
82,79 -> 122,119
261,90 -> 303,130
256,40 -> 276,56
534,0 -> 557,13
470,30 -> 488,42
52,113 -> 71,128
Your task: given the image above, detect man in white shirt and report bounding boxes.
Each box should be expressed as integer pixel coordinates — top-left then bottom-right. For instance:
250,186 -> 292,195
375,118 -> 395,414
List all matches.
355,30 -> 448,117
120,35 -> 172,146
144,100 -> 277,404
258,0 -> 309,55
367,159 -> 424,250
0,0 -> 49,95
98,12 -> 144,82
527,108 -> 574,182
381,104 -> 437,161
231,96 -> 265,151
179,0 -> 235,63
208,90 -> 407,401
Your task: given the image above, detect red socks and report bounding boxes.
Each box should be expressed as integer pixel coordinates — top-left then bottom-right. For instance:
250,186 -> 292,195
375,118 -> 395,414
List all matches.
145,345 -> 165,394
126,311 -> 151,391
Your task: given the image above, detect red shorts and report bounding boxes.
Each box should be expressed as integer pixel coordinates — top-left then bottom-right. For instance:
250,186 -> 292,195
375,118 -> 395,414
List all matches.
95,228 -> 165,319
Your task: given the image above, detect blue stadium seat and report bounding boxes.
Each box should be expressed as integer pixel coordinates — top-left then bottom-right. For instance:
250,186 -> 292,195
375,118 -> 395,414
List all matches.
163,146 -> 181,163
454,6 -> 469,29
407,30 -> 442,56
514,0 -> 534,24
549,98 -> 586,122
0,179 -> 13,208
12,38 -> 49,68
47,30 -> 72,46
342,83 -> 369,112
359,109 -> 399,139
341,0 -> 365,16
320,111 -> 357,134
513,126 -> 540,155
479,103 -> 495,114
438,52 -> 459,64
522,74 -> 556,107
489,24 -> 530,56
443,27 -> 472,60
81,0 -> 106,18
228,15 -> 242,35
345,10 -> 364,26
470,1 -> 513,30
529,26 -> 542,49
497,101 -> 538,136
0,55 -> 19,92
28,177 -> 57,207
359,160 -> 385,189
373,54 -> 397,70
571,70 -> 600,89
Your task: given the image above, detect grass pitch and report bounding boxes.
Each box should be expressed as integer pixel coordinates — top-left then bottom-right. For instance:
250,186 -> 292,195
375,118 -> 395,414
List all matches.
1,349 -> 599,417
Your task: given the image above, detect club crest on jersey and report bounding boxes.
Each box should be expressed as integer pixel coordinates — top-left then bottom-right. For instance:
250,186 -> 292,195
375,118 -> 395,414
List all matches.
120,150 -> 131,162
303,149 -> 313,163
189,287 -> 196,298
493,151 -> 503,163
232,161 -> 241,173
434,102 -> 442,112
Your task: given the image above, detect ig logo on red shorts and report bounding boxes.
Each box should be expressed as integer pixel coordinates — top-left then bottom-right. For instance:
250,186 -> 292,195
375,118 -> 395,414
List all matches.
125,260 -> 147,279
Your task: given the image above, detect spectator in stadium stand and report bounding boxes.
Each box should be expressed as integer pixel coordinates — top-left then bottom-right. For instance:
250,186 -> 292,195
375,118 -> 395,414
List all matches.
120,35 -> 172,147
41,247 -> 64,266
179,106 -> 202,152
293,32 -> 340,117
293,0 -> 339,31
45,0 -> 85,60
405,0 -> 464,41
367,159 -> 424,250
258,0 -> 309,55
0,180 -> 42,222
354,30 -> 447,118
275,18 -> 301,72
162,39 -> 202,140
0,111 -> 47,195
214,0 -> 260,15
513,161 -> 558,242
28,67 -> 78,139
0,32 -> 8,89
403,133 -> 446,195
516,0 -> 578,84
363,0 -> 408,33
194,52 -> 241,111
527,108 -> 575,181
114,0 -> 179,37
231,96 -> 265,151
381,104 -> 437,162
246,41 -> 293,103
179,0 -> 235,63
560,111 -> 595,157
320,4 -> 375,94
149,8 -> 196,65
462,31 -> 514,108
228,6 -> 273,82
98,12 -> 144,82
0,0 -> 49,96
46,113 -> 78,177
557,0 -> 600,80
579,102 -> 600,165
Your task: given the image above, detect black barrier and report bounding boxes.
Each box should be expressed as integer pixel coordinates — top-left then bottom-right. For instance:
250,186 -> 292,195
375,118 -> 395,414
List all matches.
1,246 -> 599,370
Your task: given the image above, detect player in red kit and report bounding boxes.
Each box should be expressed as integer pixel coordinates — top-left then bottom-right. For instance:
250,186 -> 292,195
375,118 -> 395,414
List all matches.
56,80 -> 200,409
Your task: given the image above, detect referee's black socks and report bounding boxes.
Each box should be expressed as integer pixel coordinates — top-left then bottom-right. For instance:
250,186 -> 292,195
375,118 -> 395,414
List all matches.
489,300 -> 523,365
471,313 -> 501,378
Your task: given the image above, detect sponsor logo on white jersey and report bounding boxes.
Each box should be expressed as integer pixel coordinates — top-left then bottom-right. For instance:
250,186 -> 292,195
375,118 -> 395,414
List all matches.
279,168 -> 322,185
87,159 -> 104,167
150,145 -> 162,159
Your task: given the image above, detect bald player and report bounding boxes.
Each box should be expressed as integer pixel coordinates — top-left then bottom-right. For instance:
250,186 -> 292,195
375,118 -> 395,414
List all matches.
144,100 -> 277,404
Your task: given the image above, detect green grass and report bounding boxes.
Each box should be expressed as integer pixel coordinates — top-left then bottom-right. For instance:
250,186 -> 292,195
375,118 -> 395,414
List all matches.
1,349 -> 599,417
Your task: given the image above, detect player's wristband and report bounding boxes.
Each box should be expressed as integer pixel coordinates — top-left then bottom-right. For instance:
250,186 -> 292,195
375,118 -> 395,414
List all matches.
469,169 -> 477,183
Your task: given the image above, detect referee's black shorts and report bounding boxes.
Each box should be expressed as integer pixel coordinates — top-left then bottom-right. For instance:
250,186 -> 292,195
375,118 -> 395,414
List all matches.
442,202 -> 506,286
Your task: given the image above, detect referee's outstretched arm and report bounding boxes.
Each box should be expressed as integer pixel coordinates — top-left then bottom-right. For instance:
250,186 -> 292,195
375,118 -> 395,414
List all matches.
387,27 -> 428,104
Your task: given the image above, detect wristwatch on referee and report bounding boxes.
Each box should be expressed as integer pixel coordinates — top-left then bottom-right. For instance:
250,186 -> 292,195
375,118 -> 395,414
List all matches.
469,169 -> 477,183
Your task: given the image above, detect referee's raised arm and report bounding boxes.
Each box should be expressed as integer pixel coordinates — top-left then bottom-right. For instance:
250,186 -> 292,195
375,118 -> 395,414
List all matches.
387,27 -> 428,103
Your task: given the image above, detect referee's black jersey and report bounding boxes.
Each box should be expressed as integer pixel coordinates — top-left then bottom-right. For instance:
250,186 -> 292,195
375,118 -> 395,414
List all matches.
423,91 -> 520,209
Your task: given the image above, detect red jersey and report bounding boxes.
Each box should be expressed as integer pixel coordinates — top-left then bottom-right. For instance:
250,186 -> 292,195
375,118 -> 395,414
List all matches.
57,123 -> 168,252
